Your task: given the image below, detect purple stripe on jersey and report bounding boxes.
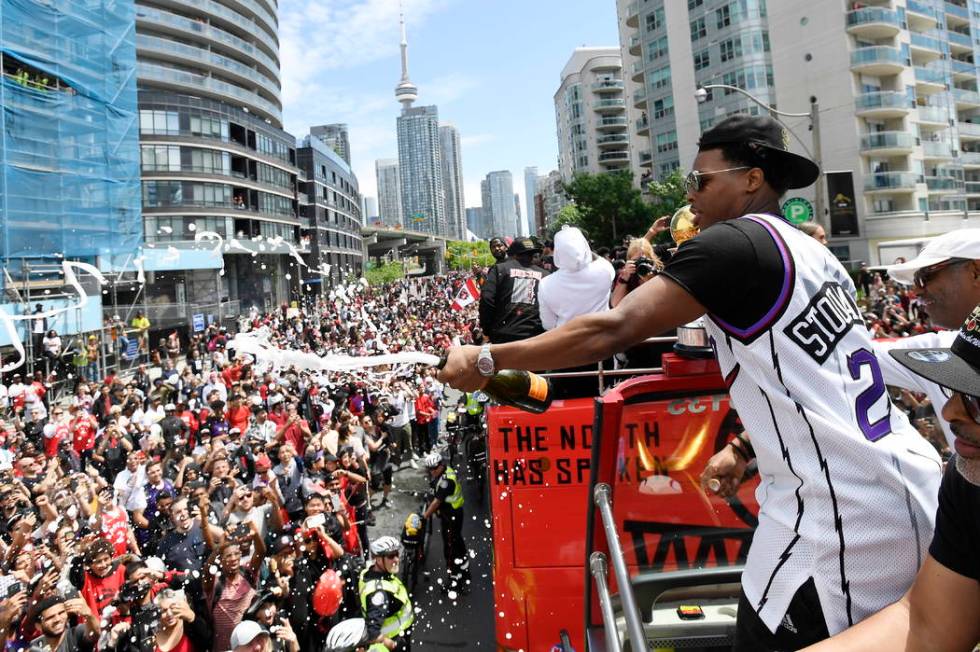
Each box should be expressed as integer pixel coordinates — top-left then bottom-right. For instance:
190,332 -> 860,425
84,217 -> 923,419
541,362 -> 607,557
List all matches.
710,215 -> 795,341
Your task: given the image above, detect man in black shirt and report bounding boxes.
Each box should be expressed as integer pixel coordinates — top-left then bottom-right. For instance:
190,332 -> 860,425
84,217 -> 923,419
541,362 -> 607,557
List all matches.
806,304 -> 980,650
479,237 -> 549,343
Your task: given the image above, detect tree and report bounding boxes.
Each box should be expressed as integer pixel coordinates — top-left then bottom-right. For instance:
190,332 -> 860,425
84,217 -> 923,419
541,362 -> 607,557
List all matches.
444,240 -> 496,271
562,171 -> 656,249
364,260 -> 404,286
544,204 -> 582,241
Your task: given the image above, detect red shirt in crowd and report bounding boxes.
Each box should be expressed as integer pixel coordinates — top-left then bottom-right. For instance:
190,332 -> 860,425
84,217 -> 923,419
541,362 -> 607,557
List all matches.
71,413 -> 98,454
100,505 -> 132,556
225,405 -> 250,433
81,563 -> 126,617
414,394 -> 436,425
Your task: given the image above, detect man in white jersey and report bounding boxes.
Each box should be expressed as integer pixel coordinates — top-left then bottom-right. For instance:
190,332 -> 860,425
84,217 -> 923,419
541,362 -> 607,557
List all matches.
437,115 -> 942,650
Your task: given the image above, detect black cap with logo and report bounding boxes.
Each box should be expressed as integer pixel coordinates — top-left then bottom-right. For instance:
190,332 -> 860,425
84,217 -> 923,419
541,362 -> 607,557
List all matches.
889,304 -> 980,398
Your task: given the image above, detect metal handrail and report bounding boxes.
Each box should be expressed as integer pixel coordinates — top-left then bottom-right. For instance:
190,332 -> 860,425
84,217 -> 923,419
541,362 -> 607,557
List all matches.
589,552 -> 622,652
594,483 -> 646,651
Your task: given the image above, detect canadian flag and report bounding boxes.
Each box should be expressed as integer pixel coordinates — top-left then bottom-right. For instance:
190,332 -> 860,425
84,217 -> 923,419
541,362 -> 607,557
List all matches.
451,278 -> 481,311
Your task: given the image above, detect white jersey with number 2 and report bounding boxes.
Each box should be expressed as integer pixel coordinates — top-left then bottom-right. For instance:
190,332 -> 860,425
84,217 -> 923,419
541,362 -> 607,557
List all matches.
703,213 -> 942,635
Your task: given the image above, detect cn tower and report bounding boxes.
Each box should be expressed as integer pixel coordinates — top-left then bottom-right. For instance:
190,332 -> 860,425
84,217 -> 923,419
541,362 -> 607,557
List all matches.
394,3 -> 418,110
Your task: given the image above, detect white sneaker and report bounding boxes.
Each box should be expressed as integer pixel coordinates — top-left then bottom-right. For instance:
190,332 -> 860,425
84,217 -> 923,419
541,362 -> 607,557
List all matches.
409,460 -> 419,469
411,453 -> 420,461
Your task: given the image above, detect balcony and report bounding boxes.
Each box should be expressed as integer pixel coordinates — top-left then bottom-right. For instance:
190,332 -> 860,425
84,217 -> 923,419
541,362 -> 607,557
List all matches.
629,34 -> 641,56
593,98 -> 626,114
945,1 -> 970,23
636,115 -> 650,135
846,8 -> 902,38
925,176 -> 962,192
910,33 -> 943,62
626,1 -> 639,27
596,133 -> 629,148
598,151 -> 630,165
859,131 -> 918,155
922,140 -> 956,158
959,122 -> 980,139
633,87 -> 647,109
631,61 -> 644,82
952,59 -> 976,78
596,116 -> 628,132
592,79 -> 624,93
855,90 -> 912,117
907,0 -> 939,28
953,88 -> 980,107
850,46 -> 906,75
966,181 -> 980,194
916,104 -> 949,125
961,150 -> 980,165
864,172 -> 922,193
915,66 -> 947,93
948,30 -> 973,51
639,151 -> 653,168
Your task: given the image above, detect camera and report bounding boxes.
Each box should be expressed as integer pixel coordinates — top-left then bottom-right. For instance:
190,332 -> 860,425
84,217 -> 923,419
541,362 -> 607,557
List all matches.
634,257 -> 656,277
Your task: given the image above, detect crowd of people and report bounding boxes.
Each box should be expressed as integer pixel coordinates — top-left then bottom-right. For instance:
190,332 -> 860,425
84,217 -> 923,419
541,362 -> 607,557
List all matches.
0,274 -> 482,651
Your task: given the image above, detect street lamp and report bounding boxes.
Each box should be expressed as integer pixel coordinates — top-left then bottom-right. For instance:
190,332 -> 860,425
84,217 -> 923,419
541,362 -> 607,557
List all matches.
695,84 -> 825,232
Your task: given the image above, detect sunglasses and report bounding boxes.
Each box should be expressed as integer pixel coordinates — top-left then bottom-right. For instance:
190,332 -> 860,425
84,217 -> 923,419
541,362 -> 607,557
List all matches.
912,258 -> 972,290
684,166 -> 752,193
960,392 -> 980,425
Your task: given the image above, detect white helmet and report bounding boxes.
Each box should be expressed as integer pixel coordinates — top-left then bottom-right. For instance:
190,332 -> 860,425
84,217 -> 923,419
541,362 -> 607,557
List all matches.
422,451 -> 445,470
370,536 -> 401,557
323,617 -> 367,651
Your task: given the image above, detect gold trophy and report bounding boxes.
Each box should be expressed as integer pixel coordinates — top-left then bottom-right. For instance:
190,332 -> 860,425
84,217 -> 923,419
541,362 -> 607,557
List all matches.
669,204 -> 699,245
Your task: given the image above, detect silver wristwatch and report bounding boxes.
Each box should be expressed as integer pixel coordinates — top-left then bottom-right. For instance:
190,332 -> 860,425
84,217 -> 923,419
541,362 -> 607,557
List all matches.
476,344 -> 495,377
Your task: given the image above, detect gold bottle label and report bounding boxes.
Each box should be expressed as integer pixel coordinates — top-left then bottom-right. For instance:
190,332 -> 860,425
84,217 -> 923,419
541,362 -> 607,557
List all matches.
527,373 -> 548,402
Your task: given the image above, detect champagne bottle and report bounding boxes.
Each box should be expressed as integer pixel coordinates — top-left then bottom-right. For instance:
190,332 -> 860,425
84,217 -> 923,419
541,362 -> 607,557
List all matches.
436,359 -> 553,414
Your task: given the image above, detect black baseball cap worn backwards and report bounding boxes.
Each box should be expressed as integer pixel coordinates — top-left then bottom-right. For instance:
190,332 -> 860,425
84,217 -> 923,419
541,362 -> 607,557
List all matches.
889,304 -> 980,398
698,114 -> 820,190
508,237 -> 541,256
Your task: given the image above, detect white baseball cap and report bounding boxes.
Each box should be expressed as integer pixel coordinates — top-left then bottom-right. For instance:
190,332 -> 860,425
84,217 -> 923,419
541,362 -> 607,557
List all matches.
886,229 -> 980,285
229,621 -> 268,648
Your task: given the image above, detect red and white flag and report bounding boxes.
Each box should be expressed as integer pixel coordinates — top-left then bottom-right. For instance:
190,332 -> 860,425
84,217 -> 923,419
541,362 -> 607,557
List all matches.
451,278 -> 481,311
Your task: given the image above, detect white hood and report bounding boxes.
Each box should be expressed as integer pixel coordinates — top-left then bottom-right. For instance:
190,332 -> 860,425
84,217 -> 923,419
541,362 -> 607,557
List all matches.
553,226 -> 592,273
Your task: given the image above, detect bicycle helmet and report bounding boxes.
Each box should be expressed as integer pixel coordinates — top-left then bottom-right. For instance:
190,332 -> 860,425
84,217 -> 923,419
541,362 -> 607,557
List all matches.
422,451 -> 445,469
370,536 -> 402,557
323,617 -> 367,651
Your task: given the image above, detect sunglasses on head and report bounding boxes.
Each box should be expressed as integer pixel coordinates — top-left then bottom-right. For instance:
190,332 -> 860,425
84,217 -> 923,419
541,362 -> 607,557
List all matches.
683,166 -> 752,193
912,258 -> 972,290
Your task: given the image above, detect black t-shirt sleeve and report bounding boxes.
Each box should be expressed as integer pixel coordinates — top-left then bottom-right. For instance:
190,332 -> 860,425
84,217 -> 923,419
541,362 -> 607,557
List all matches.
928,462 -> 980,580
660,219 -> 785,331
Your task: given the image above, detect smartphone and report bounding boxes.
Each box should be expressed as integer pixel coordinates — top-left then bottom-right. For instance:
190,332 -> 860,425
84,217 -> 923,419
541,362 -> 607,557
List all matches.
305,513 -> 326,529
5,580 -> 24,598
328,493 -> 343,513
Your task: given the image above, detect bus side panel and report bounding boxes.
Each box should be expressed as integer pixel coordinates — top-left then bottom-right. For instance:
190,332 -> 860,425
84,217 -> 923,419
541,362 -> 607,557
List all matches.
488,398 -> 594,652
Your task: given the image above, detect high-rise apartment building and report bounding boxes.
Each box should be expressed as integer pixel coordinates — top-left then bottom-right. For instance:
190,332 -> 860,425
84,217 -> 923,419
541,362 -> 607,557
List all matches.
466,207 -> 488,240
398,106 -> 446,234
514,194 -> 524,236
524,167 -> 539,235
362,196 -> 378,223
440,124 -> 467,239
481,171 -> 519,237
311,124 -> 351,165
297,134 -> 363,287
536,170 -> 571,230
554,47 -> 631,181
135,0 -> 302,313
617,0 -> 980,264
375,159 -> 402,227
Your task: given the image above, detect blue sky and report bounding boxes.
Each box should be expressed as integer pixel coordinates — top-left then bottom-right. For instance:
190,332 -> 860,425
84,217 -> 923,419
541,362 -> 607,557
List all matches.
279,0 -> 620,222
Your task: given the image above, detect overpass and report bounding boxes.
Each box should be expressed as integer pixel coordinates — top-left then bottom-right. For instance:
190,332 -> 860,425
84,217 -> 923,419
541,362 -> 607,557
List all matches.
361,226 -> 450,275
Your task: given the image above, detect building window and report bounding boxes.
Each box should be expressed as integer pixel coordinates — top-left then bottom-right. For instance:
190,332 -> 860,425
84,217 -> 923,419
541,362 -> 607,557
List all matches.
659,160 -> 680,177
646,7 -> 665,32
141,145 -> 180,172
690,17 -> 707,41
189,115 -> 228,140
139,110 -> 179,136
719,38 -> 742,62
688,0 -> 703,8
653,96 -> 675,119
656,130 -> 678,153
649,65 -> 671,89
647,35 -> 669,61
694,49 -> 711,71
716,5 -> 731,29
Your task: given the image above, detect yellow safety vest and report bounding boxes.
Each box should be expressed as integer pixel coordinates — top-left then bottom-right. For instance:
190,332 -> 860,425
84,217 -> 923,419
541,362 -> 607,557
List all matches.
443,467 -> 464,510
464,392 -> 483,415
358,568 -> 414,644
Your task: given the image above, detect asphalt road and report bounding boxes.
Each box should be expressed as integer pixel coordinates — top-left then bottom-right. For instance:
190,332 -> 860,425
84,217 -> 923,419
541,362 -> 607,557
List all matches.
365,394 -> 496,649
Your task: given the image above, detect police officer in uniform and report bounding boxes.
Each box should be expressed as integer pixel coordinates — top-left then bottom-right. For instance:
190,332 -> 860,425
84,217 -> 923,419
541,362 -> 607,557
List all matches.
421,452 -> 470,593
359,536 -> 414,651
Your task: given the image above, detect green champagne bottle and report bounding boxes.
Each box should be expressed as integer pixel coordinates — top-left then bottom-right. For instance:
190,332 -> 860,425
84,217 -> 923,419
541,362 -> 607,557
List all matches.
436,359 -> 553,414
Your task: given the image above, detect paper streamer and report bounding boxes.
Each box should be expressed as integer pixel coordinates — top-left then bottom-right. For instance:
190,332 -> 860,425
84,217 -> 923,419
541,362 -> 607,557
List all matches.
0,261 -> 106,373
228,329 -> 440,376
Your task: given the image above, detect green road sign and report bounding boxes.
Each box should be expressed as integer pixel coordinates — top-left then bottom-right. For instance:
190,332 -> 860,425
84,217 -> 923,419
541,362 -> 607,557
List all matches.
782,197 -> 814,224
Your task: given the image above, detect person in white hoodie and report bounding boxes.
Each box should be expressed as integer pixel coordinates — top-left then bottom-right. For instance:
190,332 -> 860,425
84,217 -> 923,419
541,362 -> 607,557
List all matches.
538,226 -> 614,329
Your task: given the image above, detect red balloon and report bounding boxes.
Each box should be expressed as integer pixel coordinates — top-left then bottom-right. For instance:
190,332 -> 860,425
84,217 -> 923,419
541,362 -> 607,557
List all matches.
313,569 -> 343,616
